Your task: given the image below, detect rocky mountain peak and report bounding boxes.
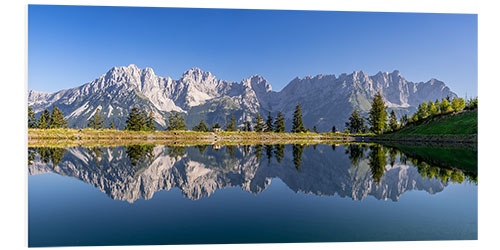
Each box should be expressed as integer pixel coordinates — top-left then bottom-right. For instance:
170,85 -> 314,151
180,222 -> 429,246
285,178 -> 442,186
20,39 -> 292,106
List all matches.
28,65 -> 458,131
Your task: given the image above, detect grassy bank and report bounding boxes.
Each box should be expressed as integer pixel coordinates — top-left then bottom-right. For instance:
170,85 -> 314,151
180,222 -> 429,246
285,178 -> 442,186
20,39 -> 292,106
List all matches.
375,110 -> 477,145
28,128 -> 367,147
387,110 -> 477,136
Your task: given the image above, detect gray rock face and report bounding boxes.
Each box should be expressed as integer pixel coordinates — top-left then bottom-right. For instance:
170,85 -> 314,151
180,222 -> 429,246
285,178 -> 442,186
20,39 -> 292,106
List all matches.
28,65 -> 456,131
28,145 -> 446,203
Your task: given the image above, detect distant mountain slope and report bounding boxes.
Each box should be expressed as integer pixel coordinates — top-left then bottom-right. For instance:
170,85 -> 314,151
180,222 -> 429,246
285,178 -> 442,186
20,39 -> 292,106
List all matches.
28,65 -> 457,131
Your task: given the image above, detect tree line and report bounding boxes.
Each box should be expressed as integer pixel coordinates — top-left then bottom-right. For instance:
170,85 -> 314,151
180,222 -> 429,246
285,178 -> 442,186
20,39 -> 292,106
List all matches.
28,104 -> 68,129
28,103 -> 336,134
344,92 -> 478,134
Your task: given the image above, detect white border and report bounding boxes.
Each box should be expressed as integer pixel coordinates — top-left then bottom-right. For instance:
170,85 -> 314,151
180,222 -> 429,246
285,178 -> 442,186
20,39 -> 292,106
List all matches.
1,1 -> 498,250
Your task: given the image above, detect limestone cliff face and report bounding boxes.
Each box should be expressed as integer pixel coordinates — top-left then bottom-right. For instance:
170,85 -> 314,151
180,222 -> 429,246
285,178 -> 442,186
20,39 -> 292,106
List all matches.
29,145 -> 446,203
29,65 -> 456,131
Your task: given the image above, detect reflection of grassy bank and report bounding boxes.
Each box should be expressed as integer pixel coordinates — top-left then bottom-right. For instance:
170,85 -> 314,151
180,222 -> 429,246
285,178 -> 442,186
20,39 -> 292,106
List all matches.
381,143 -> 477,174
28,128 -> 358,147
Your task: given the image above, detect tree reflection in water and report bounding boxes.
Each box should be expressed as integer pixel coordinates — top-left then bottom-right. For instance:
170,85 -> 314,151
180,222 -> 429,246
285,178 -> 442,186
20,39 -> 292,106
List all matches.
28,142 -> 477,187
125,144 -> 154,167
292,144 -> 305,171
274,144 -> 285,164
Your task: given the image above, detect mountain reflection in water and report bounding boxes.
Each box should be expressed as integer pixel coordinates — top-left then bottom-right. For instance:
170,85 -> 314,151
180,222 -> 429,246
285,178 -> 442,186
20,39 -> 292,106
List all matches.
28,143 -> 477,203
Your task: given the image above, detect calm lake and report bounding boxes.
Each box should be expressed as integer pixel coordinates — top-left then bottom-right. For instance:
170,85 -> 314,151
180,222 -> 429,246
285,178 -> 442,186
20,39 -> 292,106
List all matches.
28,143 -> 477,246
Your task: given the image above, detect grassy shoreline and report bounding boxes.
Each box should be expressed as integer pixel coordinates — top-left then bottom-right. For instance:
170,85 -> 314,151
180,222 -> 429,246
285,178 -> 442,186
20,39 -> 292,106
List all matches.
28,128 -> 366,147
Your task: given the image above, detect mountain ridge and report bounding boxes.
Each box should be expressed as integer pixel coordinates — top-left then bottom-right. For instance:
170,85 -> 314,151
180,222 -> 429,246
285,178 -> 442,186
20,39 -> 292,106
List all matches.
28,64 -> 457,131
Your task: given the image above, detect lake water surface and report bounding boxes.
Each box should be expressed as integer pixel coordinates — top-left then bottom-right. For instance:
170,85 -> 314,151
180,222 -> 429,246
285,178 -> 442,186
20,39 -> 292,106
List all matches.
28,143 -> 477,246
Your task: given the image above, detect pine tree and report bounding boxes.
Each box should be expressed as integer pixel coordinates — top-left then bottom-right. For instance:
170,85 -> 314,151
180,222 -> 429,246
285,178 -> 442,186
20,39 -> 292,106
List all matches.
428,100 -> 438,116
399,114 -> 408,127
88,108 -> 105,129
264,112 -> 274,132
109,121 -> 115,129
439,98 -> 452,113
139,109 -> 148,130
125,107 -> 142,131
345,109 -> 365,134
254,114 -> 264,132
274,111 -> 285,132
49,104 -> 67,128
388,110 -> 399,131
331,125 -> 337,133
292,104 -> 305,133
225,114 -> 236,131
168,112 -> 186,131
38,109 -> 51,129
244,121 -> 253,132
368,92 -> 388,134
416,101 -> 429,120
212,122 -> 221,131
434,99 -> 441,113
193,120 -> 209,132
145,110 -> 156,131
28,107 -> 37,128
451,97 -> 466,112
176,113 -> 186,130
313,125 -> 318,133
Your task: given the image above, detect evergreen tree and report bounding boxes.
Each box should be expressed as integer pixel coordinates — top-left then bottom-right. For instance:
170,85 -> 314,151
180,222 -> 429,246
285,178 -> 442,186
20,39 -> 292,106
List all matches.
273,111 -> 285,132
28,107 -> 37,128
345,109 -> 365,134
368,92 -> 388,134
439,98 -> 452,113
416,101 -> 429,120
399,114 -> 408,127
244,121 -> 253,132
193,120 -> 209,132
38,109 -> 51,129
292,104 -> 305,133
212,122 -> 221,131
434,99 -> 441,113
331,125 -> 337,133
254,113 -> 264,132
388,110 -> 399,131
49,104 -> 67,128
88,108 -> 105,129
313,125 -> 318,133
109,121 -> 115,129
451,97 -> 466,112
225,114 -> 236,131
264,112 -> 274,132
428,100 -> 438,115
125,107 -> 142,131
167,113 -> 178,131
168,112 -> 186,131
145,110 -> 156,131
139,109 -> 148,130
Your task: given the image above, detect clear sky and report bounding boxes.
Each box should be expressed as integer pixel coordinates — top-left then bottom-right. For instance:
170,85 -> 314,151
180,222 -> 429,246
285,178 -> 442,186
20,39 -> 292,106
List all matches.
28,5 -> 477,97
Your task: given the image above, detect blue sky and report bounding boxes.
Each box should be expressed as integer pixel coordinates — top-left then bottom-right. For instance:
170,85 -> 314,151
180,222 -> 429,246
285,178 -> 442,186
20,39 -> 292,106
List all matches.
28,5 -> 477,97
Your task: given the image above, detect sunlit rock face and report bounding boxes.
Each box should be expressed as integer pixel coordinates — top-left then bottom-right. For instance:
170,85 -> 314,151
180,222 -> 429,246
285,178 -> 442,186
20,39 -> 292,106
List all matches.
29,145 -> 447,203
28,65 -> 456,131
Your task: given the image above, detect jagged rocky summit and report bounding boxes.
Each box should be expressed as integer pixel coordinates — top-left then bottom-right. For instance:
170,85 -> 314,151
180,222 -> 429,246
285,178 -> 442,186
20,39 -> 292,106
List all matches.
28,64 -> 457,131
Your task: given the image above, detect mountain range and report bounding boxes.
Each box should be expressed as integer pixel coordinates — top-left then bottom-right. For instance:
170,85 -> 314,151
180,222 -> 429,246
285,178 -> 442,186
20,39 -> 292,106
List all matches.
28,64 -> 457,131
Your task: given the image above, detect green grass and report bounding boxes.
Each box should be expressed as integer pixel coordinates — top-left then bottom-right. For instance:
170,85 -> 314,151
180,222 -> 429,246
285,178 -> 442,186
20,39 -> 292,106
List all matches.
387,110 -> 477,136
28,128 -> 365,147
